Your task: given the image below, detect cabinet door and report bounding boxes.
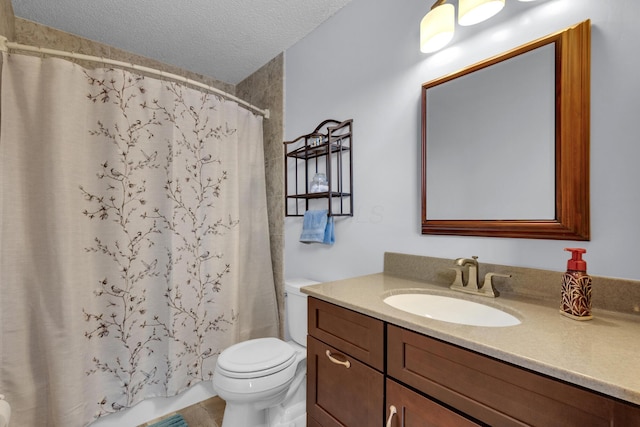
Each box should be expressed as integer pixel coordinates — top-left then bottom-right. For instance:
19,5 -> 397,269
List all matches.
614,401 -> 640,426
307,335 -> 384,426
386,379 -> 481,427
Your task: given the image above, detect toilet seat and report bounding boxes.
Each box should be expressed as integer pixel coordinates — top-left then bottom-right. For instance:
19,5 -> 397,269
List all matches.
217,337 -> 296,379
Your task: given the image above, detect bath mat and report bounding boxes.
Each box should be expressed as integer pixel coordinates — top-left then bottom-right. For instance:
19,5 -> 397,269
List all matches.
147,413 -> 188,427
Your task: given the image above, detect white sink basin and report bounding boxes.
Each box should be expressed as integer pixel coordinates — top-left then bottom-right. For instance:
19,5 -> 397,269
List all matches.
383,293 -> 520,327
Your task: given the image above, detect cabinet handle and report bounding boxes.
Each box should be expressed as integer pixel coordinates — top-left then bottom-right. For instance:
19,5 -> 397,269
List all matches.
325,350 -> 351,368
385,405 -> 397,427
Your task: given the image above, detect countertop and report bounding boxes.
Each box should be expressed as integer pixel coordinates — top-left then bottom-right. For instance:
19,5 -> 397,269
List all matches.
301,273 -> 640,406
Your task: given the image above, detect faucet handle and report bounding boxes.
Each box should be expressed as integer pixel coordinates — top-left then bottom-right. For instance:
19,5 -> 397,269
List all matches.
449,267 -> 464,290
479,272 -> 511,297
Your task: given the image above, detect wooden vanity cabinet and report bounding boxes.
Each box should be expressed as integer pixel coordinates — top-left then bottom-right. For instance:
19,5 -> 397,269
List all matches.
307,297 -> 385,426
308,298 -> 640,426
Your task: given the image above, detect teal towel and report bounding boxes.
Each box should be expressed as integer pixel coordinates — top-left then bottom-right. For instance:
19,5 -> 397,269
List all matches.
300,209 -> 334,245
147,413 -> 188,427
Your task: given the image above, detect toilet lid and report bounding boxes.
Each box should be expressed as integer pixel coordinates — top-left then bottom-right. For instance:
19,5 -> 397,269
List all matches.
217,338 -> 297,378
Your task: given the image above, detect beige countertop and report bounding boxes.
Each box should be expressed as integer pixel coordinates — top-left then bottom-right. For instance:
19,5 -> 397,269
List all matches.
301,273 -> 640,406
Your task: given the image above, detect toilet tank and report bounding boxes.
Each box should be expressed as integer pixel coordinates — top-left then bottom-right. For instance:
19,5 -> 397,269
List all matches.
285,278 -> 319,346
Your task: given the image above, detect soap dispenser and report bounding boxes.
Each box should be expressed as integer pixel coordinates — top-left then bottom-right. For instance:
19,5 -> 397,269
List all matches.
560,248 -> 593,320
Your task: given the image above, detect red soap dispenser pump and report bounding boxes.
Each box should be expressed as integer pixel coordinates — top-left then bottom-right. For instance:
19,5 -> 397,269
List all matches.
560,248 -> 593,320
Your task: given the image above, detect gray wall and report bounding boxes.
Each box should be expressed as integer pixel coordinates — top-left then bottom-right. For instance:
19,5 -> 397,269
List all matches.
284,0 -> 640,282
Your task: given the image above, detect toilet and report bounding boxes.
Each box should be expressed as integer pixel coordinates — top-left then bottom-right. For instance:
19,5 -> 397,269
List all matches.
213,278 -> 317,427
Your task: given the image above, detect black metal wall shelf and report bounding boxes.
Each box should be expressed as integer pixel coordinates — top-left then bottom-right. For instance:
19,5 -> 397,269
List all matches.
284,119 -> 353,217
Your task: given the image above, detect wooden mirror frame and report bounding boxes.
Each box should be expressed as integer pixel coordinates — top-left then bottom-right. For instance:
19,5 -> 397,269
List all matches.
421,20 -> 590,240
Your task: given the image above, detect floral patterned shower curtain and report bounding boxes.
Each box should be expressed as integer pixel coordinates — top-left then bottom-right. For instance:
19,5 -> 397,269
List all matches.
0,52 -> 278,427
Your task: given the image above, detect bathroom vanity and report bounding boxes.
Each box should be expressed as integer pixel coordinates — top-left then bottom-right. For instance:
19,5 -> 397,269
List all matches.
303,255 -> 640,426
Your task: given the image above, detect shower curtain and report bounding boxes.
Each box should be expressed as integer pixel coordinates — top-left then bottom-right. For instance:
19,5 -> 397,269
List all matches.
0,52 -> 278,426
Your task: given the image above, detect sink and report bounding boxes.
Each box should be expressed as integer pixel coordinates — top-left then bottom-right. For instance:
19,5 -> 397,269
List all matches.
383,293 -> 520,327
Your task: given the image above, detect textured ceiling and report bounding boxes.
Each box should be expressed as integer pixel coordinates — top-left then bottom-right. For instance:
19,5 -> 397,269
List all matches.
11,0 -> 354,84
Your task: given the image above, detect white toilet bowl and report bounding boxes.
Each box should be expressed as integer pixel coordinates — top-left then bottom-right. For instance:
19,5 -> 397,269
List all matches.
212,279 -> 317,427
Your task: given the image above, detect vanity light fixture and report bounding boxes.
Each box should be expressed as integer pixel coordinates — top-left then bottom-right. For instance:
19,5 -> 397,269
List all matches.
420,0 -> 456,53
458,0 -> 505,26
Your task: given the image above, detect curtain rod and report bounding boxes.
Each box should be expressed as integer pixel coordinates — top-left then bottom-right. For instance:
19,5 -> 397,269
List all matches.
0,36 -> 270,119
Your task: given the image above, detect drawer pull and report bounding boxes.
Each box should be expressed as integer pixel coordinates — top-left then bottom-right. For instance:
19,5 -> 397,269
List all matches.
325,350 -> 351,368
386,405 -> 397,427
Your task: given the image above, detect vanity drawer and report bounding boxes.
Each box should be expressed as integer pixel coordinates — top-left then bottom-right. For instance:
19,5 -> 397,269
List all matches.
387,324 -> 638,427
307,335 -> 384,426
308,297 -> 384,371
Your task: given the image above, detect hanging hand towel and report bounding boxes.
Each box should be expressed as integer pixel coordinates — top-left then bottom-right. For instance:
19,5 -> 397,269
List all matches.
323,215 -> 335,245
300,209 -> 334,245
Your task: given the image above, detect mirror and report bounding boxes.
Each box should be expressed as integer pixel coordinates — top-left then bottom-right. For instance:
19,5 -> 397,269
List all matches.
421,20 -> 590,240
426,44 -> 556,221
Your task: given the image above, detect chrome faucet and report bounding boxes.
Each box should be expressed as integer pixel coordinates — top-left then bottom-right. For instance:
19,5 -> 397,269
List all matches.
450,256 -> 510,298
